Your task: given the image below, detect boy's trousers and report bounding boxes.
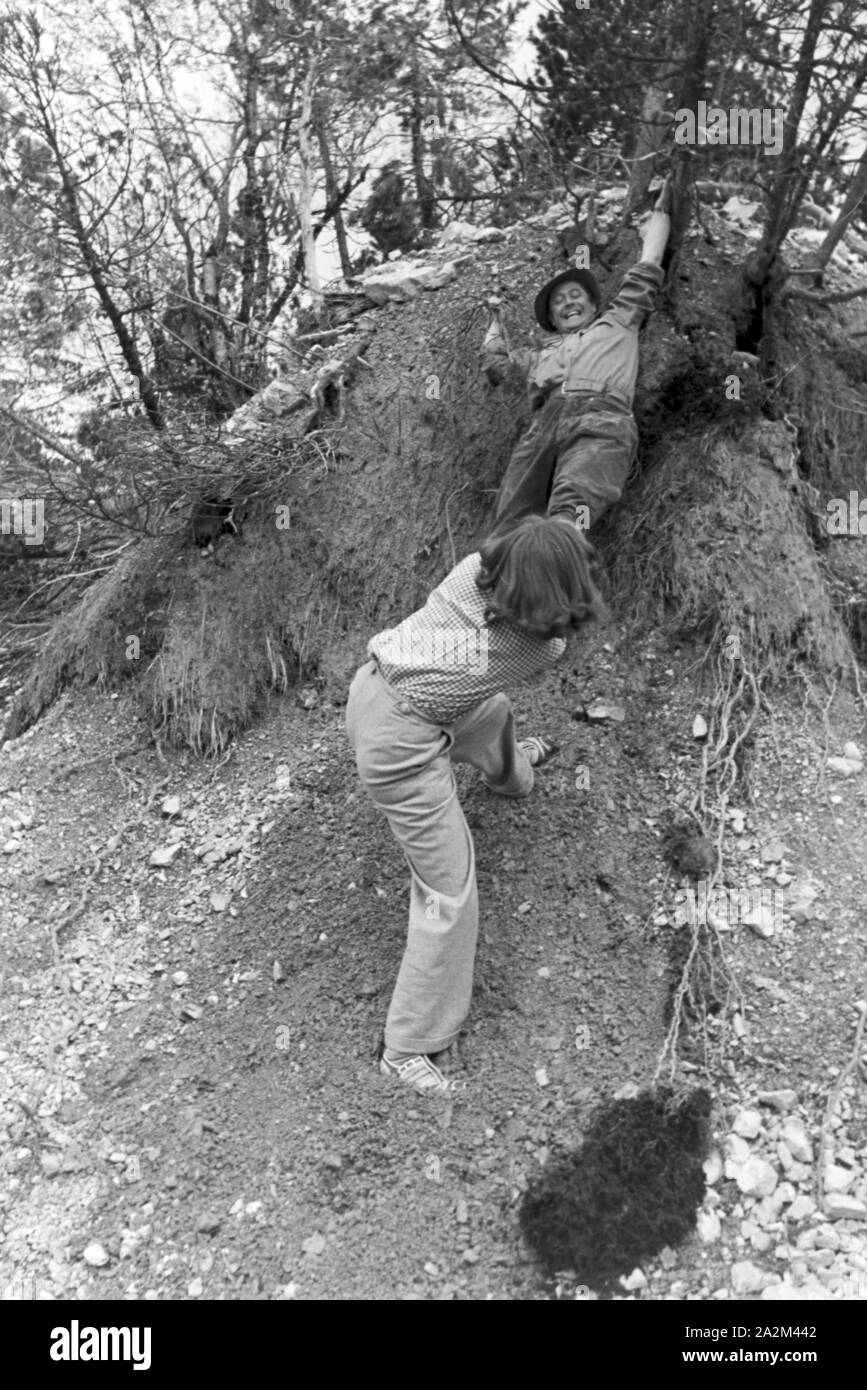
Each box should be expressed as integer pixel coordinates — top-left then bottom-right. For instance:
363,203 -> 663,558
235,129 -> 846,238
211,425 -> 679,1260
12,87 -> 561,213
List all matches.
345,657 -> 534,1055
494,390 -> 638,529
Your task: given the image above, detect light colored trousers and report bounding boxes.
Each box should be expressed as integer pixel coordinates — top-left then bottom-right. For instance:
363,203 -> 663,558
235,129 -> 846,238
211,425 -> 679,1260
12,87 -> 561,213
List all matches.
345,658 -> 534,1055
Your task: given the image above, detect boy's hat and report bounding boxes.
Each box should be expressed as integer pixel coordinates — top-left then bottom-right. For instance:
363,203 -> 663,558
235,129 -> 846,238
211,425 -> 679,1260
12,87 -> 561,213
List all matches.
534,268 -> 601,332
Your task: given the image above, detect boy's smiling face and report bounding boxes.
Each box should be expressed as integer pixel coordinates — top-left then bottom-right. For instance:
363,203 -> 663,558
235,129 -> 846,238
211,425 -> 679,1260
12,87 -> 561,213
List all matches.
549,282 -> 596,334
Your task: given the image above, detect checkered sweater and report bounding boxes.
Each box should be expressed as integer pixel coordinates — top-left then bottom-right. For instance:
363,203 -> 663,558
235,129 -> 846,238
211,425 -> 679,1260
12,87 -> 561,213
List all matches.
368,553 -> 567,723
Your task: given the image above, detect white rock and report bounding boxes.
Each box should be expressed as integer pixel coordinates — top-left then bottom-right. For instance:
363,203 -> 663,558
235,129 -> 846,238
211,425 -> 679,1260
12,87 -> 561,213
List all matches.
692,714 -> 708,739
761,1279 -> 833,1301
826,756 -> 861,775
733,1109 -> 762,1139
823,1164 -> 855,1194
357,258 -> 459,300
704,1150 -> 723,1185
823,1193 -> 867,1221
722,197 -> 763,226
731,1260 -> 768,1293
697,1209 -> 721,1243
621,1267 -> 647,1291
83,1242 -> 110,1268
737,1157 -> 778,1197
788,1161 -> 812,1184
725,1134 -> 751,1165
150,843 -> 182,867
758,1089 -> 798,1113
781,1121 -> 813,1164
743,904 -> 776,938
437,220 -> 504,245
787,1195 -> 816,1221
842,741 -> 863,763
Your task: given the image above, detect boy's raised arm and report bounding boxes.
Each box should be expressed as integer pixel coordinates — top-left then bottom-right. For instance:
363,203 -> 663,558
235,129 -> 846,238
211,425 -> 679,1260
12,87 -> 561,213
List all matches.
480,299 -> 533,386
640,175 -> 673,267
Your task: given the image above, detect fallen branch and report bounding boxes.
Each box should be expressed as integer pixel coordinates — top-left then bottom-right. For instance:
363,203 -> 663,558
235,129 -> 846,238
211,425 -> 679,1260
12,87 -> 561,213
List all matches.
816,1001 -> 867,1208
783,283 -> 867,307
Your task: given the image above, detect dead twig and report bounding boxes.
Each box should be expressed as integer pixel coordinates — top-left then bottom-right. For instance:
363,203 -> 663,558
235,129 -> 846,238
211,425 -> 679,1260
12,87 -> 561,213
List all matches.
816,1002 -> 867,1208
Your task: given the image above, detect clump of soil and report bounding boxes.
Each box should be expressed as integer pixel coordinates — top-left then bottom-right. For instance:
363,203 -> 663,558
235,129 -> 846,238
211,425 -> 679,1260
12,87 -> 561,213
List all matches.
519,1084 -> 712,1295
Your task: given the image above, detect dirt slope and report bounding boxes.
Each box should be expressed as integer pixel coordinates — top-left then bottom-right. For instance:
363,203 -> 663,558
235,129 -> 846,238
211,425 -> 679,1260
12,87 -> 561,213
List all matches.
2,614 -> 866,1301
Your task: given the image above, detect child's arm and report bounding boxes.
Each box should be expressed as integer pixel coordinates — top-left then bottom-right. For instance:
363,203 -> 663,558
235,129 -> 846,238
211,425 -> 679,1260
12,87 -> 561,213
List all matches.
640,175 -> 672,266
641,212 -> 671,266
481,300 -> 533,386
606,180 -> 672,331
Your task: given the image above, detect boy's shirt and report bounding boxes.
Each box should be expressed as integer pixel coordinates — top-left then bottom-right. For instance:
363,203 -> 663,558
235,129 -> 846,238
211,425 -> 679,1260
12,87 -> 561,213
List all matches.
483,260 -> 664,409
368,553 -> 566,724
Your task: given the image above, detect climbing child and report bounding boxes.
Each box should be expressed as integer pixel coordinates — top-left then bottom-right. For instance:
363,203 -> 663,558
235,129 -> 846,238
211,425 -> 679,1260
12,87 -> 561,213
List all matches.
482,178 -> 672,532
345,514 -> 606,1096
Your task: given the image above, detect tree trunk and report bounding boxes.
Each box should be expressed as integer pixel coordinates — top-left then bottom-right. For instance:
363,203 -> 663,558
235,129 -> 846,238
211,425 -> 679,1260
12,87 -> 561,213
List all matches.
799,141 -> 867,283
664,0 -> 715,274
298,55 -> 324,322
36,100 -> 164,429
745,0 -> 831,289
408,43 -> 436,232
314,96 -> 353,281
624,65 -> 671,217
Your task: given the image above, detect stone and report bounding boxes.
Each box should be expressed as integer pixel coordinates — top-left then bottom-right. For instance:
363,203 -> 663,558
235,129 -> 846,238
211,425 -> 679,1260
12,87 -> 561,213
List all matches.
760,837 -> 787,863
761,1279 -> 833,1301
83,1242 -> 110,1268
737,1157 -> 778,1197
437,221 -> 505,245
621,1267 -> 647,1291
732,1109 -> 762,1139
704,1150 -> 723,1185
150,843 -> 182,867
826,756 -> 862,776
758,1089 -> 798,1113
788,1162 -> 812,1184
696,1209 -> 721,1243
822,1164 -> 855,1194
786,1195 -> 816,1222
743,904 -> 776,938
725,1134 -> 751,1165
823,1193 -> 867,1221
781,1121 -> 813,1164
356,258 -> 459,301
842,741 -> 863,763
809,1248 -> 835,1268
731,1260 -> 768,1293
585,700 -> 626,723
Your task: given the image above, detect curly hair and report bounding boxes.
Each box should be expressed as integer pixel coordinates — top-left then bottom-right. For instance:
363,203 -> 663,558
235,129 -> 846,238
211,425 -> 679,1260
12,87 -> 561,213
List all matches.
476,515 -> 609,639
